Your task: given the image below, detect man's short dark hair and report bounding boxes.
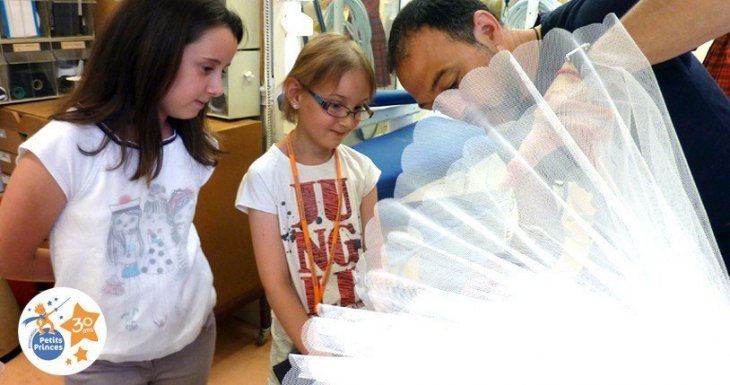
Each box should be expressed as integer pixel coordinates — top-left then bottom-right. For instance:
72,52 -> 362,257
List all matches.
387,0 -> 491,73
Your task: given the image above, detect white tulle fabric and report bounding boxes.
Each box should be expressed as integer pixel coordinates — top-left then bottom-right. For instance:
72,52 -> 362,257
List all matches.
284,15 -> 730,385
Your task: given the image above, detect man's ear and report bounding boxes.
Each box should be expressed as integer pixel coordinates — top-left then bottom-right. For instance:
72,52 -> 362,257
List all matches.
284,78 -> 303,108
472,10 -> 504,51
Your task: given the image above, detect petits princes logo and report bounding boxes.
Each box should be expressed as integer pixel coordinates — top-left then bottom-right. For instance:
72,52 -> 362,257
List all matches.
17,287 -> 107,375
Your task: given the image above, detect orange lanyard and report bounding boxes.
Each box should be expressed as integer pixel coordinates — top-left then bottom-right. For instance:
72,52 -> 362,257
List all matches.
286,134 -> 344,312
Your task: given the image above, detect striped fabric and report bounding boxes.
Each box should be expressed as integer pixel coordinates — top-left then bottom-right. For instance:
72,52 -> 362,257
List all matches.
704,33 -> 730,98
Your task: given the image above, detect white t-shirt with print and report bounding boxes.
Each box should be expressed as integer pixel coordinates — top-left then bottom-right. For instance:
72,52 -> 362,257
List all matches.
237,144 -> 380,312
235,144 -> 380,380
18,121 -> 216,362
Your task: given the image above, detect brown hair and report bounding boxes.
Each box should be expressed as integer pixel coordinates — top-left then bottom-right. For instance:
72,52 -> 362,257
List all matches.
53,0 -> 243,182
281,33 -> 377,123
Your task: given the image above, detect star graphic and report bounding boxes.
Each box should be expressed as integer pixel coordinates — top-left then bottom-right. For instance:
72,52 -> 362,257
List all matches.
74,347 -> 88,362
60,304 -> 100,347
66,358 -> 72,365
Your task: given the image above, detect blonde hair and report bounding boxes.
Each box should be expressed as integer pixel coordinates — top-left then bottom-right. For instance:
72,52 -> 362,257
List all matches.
281,33 -> 377,123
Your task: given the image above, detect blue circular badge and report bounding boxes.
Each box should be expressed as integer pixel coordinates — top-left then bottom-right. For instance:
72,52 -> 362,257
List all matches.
31,329 -> 65,360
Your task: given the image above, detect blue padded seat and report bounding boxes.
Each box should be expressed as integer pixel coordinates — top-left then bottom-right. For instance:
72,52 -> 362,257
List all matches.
352,123 -> 416,199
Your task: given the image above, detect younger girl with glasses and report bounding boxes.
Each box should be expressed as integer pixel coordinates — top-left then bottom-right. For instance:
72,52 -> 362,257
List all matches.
235,33 -> 380,385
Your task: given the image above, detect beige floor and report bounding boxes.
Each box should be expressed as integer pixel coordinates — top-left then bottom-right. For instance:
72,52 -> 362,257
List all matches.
0,315 -> 271,385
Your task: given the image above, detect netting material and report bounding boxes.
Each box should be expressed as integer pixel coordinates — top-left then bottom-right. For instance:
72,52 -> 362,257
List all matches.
284,15 -> 730,385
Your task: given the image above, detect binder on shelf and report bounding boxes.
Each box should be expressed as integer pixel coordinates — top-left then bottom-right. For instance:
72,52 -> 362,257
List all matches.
49,0 -> 95,37
2,41 -> 56,101
0,0 -> 44,38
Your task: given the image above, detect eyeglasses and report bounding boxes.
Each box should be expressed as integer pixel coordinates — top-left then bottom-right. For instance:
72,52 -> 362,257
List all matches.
307,88 -> 373,121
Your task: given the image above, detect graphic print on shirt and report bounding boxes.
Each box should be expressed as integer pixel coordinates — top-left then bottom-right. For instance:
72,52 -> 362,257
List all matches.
104,198 -> 144,331
103,185 -> 196,330
284,177 -> 363,314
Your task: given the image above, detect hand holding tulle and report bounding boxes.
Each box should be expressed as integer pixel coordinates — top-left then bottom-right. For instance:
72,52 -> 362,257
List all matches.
502,62 -> 612,188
